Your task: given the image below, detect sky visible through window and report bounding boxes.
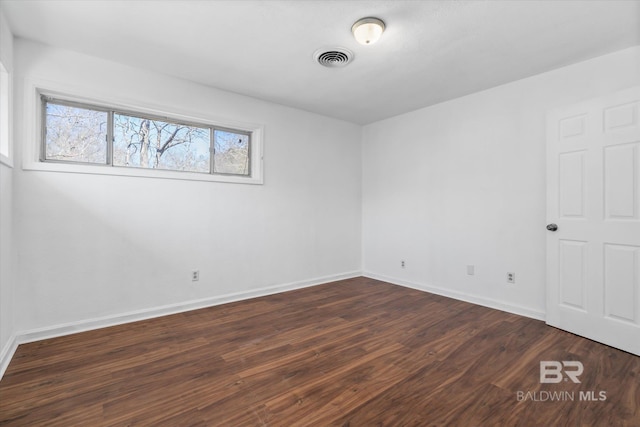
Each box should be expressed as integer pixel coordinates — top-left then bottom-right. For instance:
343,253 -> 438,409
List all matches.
113,113 -> 210,173
45,103 -> 108,164
43,98 -> 252,176
214,130 -> 249,175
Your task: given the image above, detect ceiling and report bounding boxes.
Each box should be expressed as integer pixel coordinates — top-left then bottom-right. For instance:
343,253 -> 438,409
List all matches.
2,0 -> 639,124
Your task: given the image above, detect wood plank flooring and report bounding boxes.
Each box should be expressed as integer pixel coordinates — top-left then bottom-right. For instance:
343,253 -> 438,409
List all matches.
1,277 -> 639,426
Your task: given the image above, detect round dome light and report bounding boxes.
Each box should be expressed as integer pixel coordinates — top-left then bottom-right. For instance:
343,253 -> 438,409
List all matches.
351,17 -> 385,45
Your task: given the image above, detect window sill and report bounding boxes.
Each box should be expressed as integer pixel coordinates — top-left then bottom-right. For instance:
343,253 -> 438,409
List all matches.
22,160 -> 263,185
0,153 -> 12,168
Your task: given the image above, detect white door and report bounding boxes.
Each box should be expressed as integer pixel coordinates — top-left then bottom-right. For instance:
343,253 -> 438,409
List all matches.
547,86 -> 640,356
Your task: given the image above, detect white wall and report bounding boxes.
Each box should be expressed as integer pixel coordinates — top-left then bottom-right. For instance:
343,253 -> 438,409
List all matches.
362,46 -> 640,319
0,163 -> 11,371
0,4 -> 15,371
5,26 -> 640,373
13,39 -> 362,334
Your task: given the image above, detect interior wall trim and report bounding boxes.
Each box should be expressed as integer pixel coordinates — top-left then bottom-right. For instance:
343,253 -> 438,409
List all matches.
0,271 -> 361,381
2,271 -> 547,381
0,334 -> 17,381
363,271 -> 546,321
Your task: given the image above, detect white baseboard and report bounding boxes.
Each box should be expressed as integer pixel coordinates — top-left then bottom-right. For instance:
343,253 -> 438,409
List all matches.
363,271 -> 546,321
2,271 -> 545,382
0,334 -> 18,380
1,271 -> 360,380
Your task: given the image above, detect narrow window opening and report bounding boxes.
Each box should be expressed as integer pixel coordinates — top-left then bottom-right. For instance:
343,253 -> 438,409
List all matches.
41,96 -> 253,178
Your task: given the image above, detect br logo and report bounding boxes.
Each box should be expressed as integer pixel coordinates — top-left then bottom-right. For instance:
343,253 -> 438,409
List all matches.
540,361 -> 583,383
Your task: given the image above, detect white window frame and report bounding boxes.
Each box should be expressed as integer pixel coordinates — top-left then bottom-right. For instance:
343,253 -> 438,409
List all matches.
23,79 -> 264,185
0,60 -> 11,167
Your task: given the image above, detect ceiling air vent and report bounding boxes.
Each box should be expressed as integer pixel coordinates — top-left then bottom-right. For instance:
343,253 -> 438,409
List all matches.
314,47 -> 354,68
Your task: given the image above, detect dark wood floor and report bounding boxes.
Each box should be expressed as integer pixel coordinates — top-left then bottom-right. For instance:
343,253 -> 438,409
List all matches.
1,277 -> 639,426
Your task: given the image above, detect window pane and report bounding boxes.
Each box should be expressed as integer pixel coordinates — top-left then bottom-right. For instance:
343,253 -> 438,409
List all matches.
113,113 -> 210,173
44,102 -> 108,164
214,130 -> 249,175
0,62 -> 9,159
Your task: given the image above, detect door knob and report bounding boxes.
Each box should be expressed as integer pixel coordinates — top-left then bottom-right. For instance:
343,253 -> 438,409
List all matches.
546,223 -> 558,232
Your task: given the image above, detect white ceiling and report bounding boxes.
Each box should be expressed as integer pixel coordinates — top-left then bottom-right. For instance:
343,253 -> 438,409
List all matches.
2,0 -> 639,124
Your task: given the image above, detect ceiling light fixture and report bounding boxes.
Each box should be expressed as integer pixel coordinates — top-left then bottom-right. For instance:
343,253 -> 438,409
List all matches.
351,17 -> 385,45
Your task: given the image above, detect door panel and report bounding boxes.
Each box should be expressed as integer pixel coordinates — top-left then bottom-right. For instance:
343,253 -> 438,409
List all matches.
604,143 -> 638,220
559,151 -> 586,218
604,244 -> 639,324
547,86 -> 640,356
559,240 -> 587,310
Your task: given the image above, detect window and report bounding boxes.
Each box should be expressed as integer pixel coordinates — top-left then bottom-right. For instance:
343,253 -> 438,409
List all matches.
213,129 -> 250,175
112,112 -> 211,173
42,96 -> 253,177
0,61 -> 10,164
44,100 -> 108,164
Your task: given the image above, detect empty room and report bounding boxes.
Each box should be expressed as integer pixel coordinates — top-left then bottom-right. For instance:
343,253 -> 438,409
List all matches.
0,0 -> 639,425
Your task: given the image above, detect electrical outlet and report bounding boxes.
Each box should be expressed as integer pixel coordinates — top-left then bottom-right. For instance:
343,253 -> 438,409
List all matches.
192,270 -> 200,281
401,260 -> 405,268
507,272 -> 515,284
467,265 -> 475,275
